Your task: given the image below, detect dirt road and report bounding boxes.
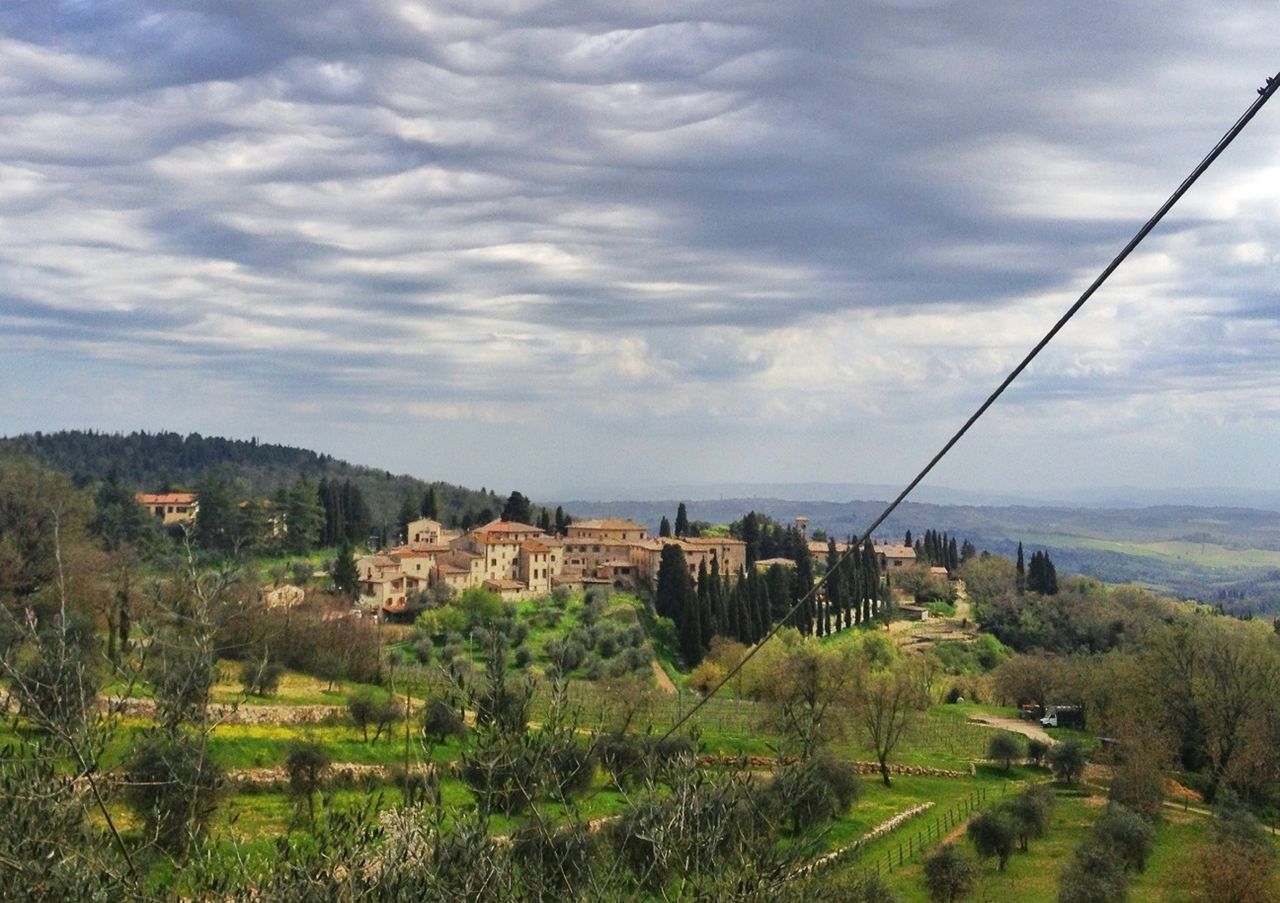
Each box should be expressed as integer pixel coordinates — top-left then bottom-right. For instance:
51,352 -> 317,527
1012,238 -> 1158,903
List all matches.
967,713 -> 1053,745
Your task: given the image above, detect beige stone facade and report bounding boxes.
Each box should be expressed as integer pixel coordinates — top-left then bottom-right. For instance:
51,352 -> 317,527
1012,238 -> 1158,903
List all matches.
136,492 -> 199,526
360,516 -> 750,615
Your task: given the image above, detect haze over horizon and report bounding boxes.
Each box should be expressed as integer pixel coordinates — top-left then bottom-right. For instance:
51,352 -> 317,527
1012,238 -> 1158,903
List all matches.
1,3 -> 1277,498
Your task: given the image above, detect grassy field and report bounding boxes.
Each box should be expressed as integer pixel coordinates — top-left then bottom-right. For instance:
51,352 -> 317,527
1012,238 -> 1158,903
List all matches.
1020,532 -> 1280,570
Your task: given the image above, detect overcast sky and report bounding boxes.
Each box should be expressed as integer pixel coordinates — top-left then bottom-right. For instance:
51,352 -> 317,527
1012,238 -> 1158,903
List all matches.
1,2 -> 1277,500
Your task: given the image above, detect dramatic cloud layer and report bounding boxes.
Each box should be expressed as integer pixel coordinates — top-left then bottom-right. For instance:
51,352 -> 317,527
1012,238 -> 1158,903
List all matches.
1,1 -> 1277,497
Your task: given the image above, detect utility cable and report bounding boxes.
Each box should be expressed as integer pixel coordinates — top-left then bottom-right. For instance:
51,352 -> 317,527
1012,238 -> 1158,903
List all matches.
658,69 -> 1280,743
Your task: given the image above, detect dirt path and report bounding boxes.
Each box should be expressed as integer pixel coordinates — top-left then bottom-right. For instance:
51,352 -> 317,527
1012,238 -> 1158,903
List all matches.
967,713 -> 1053,745
651,661 -> 678,695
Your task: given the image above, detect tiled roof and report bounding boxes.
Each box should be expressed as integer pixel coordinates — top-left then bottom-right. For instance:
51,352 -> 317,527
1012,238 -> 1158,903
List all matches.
136,492 -> 197,505
681,536 -> 746,546
874,543 -> 917,558
569,518 -> 647,532
476,519 -> 543,535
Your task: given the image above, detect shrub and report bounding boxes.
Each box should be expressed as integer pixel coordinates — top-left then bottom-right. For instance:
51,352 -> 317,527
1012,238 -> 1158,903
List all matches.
1048,740 -> 1088,785
1095,803 -> 1156,873
123,731 -> 225,854
347,688 -> 403,743
987,733 -> 1024,772
511,822 -> 595,899
411,636 -> 434,665
1003,785 -> 1054,851
240,656 -> 285,697
967,809 -> 1017,870
765,753 -> 860,835
688,660 -> 725,696
284,741 -> 330,822
1027,738 -> 1049,767
923,842 -> 978,903
548,744 -> 598,800
421,697 -> 467,749
513,645 -> 533,668
1057,837 -> 1129,903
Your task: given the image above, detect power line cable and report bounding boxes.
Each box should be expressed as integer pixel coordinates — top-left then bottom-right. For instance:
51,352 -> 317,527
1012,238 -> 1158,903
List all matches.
658,68 -> 1280,743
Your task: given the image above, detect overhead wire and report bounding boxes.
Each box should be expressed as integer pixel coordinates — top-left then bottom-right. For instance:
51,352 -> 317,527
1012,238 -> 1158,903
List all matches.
657,68 -> 1280,744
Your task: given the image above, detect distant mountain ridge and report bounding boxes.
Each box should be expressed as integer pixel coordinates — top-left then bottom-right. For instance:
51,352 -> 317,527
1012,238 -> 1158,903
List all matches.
547,481 -> 1280,511
0,430 -> 500,528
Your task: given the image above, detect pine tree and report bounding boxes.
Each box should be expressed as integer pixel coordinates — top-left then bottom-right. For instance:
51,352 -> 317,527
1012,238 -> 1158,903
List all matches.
284,478 -> 324,554
674,503 -> 689,537
396,492 -> 419,541
501,491 -> 533,524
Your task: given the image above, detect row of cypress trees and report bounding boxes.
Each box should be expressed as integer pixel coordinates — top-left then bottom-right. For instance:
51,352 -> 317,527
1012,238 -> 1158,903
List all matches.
654,534 -> 888,666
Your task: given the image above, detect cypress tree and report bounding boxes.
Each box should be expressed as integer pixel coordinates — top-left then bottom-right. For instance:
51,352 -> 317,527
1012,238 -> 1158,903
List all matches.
421,486 -> 438,519
826,539 -> 843,634
754,571 -> 772,639
659,516 -> 671,538
696,560 -> 713,648
1016,542 -> 1026,594
711,557 -> 728,641
740,512 -> 761,567
654,543 -> 688,621
674,503 -> 689,537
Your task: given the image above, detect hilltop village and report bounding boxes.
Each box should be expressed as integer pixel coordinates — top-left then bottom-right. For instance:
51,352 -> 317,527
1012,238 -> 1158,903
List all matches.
355,515 -> 921,617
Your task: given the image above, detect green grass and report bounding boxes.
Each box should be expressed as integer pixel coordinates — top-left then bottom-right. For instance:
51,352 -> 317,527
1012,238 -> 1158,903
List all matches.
871,787 -> 1098,902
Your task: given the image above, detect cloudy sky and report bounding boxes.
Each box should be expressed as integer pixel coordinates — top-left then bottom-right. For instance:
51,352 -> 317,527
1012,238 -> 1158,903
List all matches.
1,2 -> 1277,500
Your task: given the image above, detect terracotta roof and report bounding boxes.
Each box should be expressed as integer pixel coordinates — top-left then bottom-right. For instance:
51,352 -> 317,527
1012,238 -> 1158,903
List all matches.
569,518 -> 647,532
476,519 -> 543,535
875,544 -> 917,558
521,540 -> 551,553
809,541 -> 850,556
681,536 -> 746,546
136,492 -> 197,505
484,578 -> 526,591
437,563 -> 469,575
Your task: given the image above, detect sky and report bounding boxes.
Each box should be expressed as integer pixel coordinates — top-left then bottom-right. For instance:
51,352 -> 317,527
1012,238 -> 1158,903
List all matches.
0,2 -> 1277,501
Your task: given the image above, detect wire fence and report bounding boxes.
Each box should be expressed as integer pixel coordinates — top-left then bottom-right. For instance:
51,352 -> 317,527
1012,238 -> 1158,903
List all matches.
859,784 -> 1000,882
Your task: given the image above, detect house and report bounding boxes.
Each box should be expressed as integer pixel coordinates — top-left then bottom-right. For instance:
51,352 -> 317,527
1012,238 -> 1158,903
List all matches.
874,543 -> 917,571
136,491 -> 199,526
754,556 -> 797,572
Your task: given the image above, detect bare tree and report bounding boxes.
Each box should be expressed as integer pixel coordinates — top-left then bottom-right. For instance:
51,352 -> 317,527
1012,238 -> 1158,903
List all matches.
855,658 -> 928,786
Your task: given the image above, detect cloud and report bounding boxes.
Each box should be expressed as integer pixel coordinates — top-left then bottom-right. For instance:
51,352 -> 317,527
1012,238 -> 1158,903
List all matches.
0,1 -> 1278,493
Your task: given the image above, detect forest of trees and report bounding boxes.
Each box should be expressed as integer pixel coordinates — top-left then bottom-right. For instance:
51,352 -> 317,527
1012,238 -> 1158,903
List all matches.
0,430 -> 498,532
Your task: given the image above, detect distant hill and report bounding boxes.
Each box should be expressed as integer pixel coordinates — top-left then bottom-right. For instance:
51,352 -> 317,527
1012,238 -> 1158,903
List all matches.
0,430 -> 502,528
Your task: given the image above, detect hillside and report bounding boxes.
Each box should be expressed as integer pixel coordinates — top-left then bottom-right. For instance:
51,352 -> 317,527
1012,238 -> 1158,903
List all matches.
0,430 -> 501,528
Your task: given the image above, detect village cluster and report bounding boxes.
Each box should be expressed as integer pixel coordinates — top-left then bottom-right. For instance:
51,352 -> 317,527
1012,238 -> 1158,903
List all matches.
355,516 -> 924,618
